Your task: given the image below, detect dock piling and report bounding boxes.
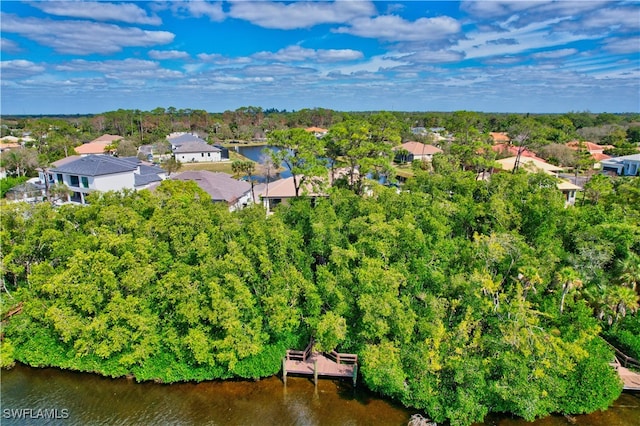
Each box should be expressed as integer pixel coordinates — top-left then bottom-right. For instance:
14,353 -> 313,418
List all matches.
282,357 -> 287,385
352,364 -> 357,387
313,359 -> 318,386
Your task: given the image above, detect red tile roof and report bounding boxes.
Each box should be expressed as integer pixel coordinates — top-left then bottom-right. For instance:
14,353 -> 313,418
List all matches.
491,143 -> 541,160
566,140 -> 614,153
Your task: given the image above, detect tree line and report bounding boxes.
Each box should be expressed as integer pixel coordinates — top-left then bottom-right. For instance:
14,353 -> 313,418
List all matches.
1,154 -> 639,425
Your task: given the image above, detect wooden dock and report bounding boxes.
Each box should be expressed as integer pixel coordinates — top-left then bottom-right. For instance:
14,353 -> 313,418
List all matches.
283,339 -> 358,386
606,339 -> 640,391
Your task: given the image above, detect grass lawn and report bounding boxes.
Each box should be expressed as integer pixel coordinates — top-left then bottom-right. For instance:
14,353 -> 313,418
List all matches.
178,151 -> 253,175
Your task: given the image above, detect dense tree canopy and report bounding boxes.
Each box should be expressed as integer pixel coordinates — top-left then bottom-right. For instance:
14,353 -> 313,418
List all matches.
1,111 -> 639,425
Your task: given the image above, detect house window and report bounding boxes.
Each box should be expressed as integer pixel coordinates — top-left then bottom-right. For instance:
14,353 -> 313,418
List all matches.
57,173 -> 63,183
69,175 -> 80,187
208,153 -> 211,157
81,177 -> 89,188
201,153 -> 204,157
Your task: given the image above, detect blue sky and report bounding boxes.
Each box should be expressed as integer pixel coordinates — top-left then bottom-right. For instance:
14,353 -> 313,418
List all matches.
1,1 -> 639,115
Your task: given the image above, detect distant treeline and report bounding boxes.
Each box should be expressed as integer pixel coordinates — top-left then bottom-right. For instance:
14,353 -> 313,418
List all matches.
2,161 -> 639,425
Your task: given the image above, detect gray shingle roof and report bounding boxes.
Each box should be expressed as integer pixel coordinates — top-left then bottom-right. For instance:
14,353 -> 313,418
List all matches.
135,173 -> 162,186
173,142 -> 221,154
50,155 -> 138,176
169,134 -> 207,146
172,171 -> 250,203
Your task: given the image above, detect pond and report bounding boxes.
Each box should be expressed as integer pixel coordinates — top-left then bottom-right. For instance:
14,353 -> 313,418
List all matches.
234,145 -> 292,181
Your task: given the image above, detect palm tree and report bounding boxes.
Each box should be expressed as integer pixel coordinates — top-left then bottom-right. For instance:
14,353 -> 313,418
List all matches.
616,254 -> 640,292
600,285 -> 639,325
232,160 -> 257,203
162,157 -> 182,176
556,266 -> 583,314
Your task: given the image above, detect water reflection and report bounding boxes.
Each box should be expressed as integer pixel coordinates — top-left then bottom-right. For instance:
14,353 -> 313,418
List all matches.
2,365 -> 639,425
1,365 -> 412,425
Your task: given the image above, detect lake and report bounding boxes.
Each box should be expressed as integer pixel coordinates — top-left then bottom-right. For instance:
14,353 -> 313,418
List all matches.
2,364 -> 639,425
234,145 -> 292,180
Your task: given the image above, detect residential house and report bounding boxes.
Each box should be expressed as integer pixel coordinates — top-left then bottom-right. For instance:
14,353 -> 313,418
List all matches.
167,132 -> 207,150
173,142 -> 222,163
394,141 -> 443,162
556,180 -> 582,206
496,156 -> 581,206
170,171 -> 252,211
600,154 -> 640,176
257,172 -> 342,213
305,127 -> 328,138
0,141 -> 21,153
491,143 -> 541,160
0,136 -> 25,152
47,155 -> 167,204
496,156 -> 563,175
490,132 -> 510,144
566,140 -> 614,166
74,134 -> 122,156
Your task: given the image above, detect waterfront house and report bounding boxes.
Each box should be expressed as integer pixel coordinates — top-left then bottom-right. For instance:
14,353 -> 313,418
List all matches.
167,132 -> 208,150
305,127 -> 328,138
173,142 -> 222,163
170,171 -> 252,211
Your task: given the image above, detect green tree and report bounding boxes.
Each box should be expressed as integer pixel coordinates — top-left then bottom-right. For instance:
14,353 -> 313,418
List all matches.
266,128 -> 326,197
232,160 -> 257,203
162,157 -> 182,176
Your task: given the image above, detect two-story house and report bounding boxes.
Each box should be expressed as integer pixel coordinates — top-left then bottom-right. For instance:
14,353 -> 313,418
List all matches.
45,155 -> 167,204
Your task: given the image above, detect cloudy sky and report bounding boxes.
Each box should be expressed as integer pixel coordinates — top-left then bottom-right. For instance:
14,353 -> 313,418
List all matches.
1,1 -> 639,115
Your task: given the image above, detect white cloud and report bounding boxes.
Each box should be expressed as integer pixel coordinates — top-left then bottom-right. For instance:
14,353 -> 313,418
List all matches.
532,48 -> 578,59
197,53 -> 252,65
333,15 -> 460,42
241,64 -> 318,77
55,58 -> 159,73
0,59 -> 45,79
461,1 -> 607,20
603,36 -> 640,54
461,1 -> 550,19
149,50 -> 190,60
0,38 -> 21,53
402,49 -> 465,64
1,13 -> 174,55
324,54 -> 407,76
581,7 -> 640,32
228,0 -> 375,29
170,1 -> 225,22
32,1 -> 162,25
252,45 -> 363,63
455,17 -> 599,60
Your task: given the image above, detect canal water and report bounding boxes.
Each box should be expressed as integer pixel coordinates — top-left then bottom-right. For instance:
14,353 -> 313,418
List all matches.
2,364 -> 639,425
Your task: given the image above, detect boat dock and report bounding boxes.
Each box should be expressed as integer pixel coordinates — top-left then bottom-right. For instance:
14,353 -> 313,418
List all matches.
607,340 -> 640,391
283,339 -> 358,386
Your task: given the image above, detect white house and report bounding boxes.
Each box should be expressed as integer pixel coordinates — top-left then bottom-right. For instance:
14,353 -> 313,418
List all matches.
46,155 -> 167,204
173,142 -> 222,163
600,154 -> 640,176
167,133 -> 207,150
